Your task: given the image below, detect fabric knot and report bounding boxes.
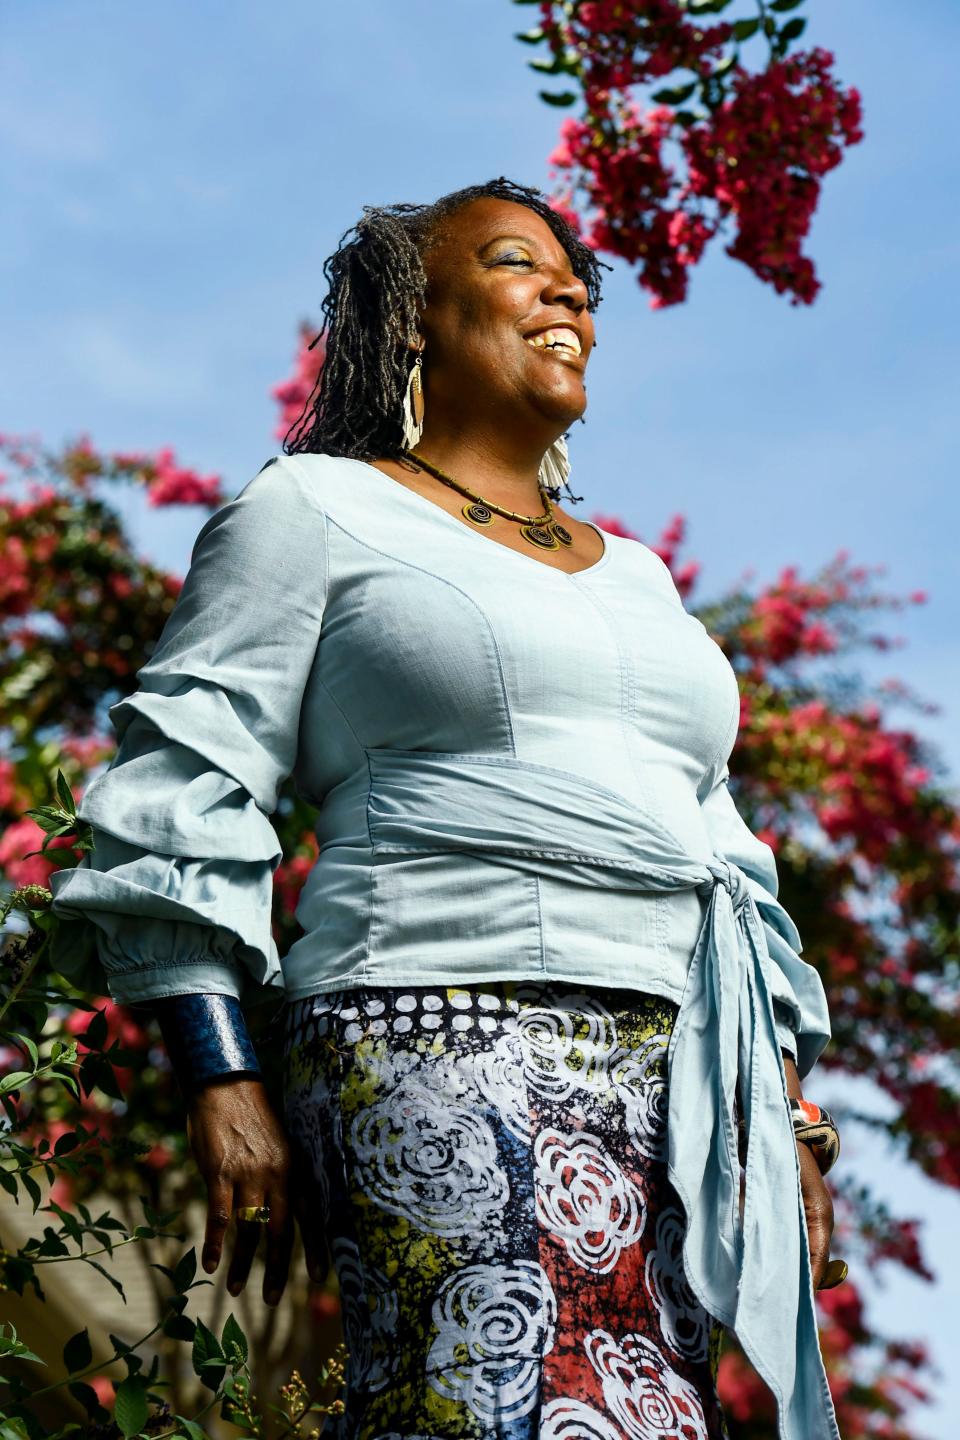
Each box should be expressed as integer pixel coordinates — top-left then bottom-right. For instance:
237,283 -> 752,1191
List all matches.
702,856 -> 751,912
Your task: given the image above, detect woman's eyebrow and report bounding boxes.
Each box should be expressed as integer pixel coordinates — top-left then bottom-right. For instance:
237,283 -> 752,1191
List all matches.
477,234 -> 538,254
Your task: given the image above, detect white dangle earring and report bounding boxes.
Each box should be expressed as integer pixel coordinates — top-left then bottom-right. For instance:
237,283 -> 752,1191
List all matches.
538,433 -> 571,498
401,351 -> 425,452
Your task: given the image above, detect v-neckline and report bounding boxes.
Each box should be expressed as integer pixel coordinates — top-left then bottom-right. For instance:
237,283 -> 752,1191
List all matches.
345,457 -> 612,580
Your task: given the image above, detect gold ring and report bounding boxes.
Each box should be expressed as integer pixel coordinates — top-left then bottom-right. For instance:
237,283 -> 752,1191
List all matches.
234,1205 -> 271,1225
818,1258 -> 849,1290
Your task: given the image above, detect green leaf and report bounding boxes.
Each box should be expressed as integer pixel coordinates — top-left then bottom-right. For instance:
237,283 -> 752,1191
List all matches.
35,1226 -> 69,1256
770,0 -> 804,10
56,769 -> 77,816
538,89 -> 578,107
192,1315 -> 227,1392
63,1328 -> 93,1374
779,16 -> 807,41
529,53 -> 579,76
79,1052 -> 124,1101
86,1257 -> 127,1300
68,1381 -> 109,1419
172,1247 -> 197,1293
191,1319 -> 224,1379
53,1130 -> 80,1155
0,1168 -> 17,1198
114,1375 -> 149,1438
0,1325 -> 43,1365
171,1420 -> 206,1440
162,1313 -> 197,1343
84,1008 -> 108,1050
732,16 -> 761,40
20,1170 -> 42,1212
94,1212 -> 126,1230
0,1072 -> 32,1096
0,1419 -> 32,1440
45,1199 -> 84,1244
651,81 -> 697,105
198,1360 -> 226,1393
11,1033 -> 39,1068
514,28 -> 544,43
221,1313 -> 248,1366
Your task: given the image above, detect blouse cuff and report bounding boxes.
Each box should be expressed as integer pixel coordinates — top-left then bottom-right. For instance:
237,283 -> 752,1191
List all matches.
145,992 -> 262,1100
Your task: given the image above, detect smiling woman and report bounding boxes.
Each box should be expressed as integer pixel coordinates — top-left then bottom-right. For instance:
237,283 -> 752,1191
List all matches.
50,177 -> 841,1440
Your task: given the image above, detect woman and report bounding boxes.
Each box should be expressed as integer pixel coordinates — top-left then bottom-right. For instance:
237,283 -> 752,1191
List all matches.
50,176 -> 844,1440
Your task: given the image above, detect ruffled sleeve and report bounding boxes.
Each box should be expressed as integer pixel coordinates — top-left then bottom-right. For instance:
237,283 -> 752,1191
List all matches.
698,758 -> 831,1078
48,454 -> 327,1008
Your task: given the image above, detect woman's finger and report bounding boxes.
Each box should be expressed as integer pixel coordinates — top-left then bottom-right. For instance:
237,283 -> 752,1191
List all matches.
290,1148 -> 330,1284
797,1144 -> 834,1289
225,1186 -> 267,1296
818,1258 -> 849,1290
201,1171 -> 235,1276
262,1187 -> 294,1305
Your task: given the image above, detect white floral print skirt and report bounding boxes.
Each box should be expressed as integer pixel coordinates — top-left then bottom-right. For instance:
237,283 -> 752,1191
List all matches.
282,982 -> 729,1440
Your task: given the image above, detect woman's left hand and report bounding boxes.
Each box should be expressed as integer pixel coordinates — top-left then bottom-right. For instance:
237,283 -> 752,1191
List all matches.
796,1134 -> 835,1289
782,1055 -> 835,1290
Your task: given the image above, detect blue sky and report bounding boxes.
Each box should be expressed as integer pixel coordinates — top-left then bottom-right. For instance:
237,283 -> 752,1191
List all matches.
3,2 -> 958,1431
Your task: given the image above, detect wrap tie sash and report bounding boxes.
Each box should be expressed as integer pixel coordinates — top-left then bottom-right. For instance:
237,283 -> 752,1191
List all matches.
364,749 -> 840,1440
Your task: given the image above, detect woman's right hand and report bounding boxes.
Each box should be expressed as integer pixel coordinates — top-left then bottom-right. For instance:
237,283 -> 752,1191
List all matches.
185,1074 -> 326,1304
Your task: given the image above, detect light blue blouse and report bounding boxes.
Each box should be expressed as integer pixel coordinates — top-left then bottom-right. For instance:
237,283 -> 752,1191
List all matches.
49,452 -> 837,1439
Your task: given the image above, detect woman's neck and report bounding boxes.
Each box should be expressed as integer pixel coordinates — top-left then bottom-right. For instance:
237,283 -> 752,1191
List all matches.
403,425 -> 557,513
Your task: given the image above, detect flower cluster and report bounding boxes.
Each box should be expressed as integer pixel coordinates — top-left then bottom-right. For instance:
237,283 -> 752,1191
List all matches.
683,47 -> 864,304
272,322 -> 326,444
529,3 -> 863,306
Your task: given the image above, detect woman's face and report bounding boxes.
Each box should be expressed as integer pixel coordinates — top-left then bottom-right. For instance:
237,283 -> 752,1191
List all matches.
416,197 -> 596,444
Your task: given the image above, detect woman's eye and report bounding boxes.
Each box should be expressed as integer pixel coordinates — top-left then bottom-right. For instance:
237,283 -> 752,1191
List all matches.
497,255 -> 534,268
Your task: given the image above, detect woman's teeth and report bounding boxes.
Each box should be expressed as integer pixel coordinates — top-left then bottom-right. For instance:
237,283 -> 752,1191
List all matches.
525,328 -> 582,357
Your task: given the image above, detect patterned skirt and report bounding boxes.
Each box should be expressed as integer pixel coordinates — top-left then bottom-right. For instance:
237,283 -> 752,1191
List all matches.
282,982 -> 729,1440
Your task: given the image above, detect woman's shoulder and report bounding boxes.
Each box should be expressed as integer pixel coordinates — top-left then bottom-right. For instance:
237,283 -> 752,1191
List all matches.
231,450 -> 350,511
240,451 -> 380,526
186,452 -> 355,579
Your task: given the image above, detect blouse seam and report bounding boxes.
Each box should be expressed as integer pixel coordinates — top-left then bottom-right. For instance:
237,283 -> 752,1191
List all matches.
532,873 -> 547,976
321,513 -> 519,756
361,749 -> 375,986
368,840 -> 692,879
103,955 -> 245,977
551,583 -> 693,869
281,968 -> 689,1008
280,453 -> 339,532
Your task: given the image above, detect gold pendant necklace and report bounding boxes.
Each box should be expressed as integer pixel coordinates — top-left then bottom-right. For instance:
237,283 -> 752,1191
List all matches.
406,449 -> 574,551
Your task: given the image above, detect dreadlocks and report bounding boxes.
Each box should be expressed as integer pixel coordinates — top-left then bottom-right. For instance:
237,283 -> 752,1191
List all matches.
282,177 -> 608,465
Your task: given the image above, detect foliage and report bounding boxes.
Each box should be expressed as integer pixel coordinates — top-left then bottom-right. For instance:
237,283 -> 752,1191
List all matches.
513,0 -> 864,306
0,883 -> 348,1436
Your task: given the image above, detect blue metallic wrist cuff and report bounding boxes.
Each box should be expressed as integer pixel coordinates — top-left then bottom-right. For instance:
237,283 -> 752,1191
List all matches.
150,992 -> 262,1100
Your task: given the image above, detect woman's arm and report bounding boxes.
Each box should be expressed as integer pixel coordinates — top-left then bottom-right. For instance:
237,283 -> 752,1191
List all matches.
141,992 -> 263,1100
782,1052 -> 835,1291
697,753 -> 838,1288
134,992 -> 327,1298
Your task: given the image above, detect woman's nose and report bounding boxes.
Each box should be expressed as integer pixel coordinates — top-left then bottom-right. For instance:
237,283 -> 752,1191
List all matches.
541,268 -> 589,312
